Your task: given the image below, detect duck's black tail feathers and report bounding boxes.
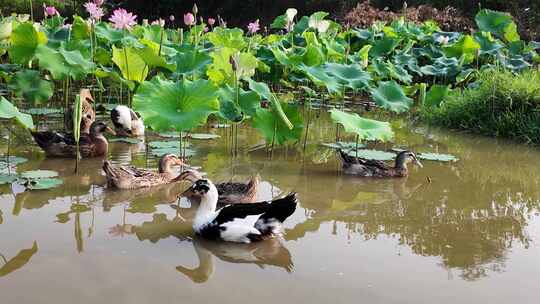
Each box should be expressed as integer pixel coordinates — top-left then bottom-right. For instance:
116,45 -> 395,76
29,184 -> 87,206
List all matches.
30,131 -> 61,149
337,149 -> 357,165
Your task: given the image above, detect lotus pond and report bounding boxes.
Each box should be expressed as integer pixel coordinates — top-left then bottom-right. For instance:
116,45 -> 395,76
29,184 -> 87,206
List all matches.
2,108 -> 540,304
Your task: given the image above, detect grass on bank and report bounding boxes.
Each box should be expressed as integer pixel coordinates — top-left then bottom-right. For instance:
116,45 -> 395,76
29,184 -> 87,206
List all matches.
420,68 -> 540,144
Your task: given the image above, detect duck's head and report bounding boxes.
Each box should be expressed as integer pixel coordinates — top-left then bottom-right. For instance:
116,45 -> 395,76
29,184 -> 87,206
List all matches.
90,121 -> 116,137
158,154 -> 184,173
181,179 -> 215,198
395,151 -> 423,169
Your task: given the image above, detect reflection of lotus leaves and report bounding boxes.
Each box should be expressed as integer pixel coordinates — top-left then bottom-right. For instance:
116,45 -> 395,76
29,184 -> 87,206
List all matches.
0,241 -> 38,277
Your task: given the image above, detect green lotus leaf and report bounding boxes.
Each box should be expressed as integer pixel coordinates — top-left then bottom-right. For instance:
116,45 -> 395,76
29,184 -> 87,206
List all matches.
188,133 -> 221,140
0,241 -> 38,277
475,9 -> 520,42
175,47 -> 212,75
443,35 -> 480,63
321,142 -> 367,150
0,97 -> 34,129
0,20 -> 12,40
151,147 -> 195,157
370,37 -> 400,57
0,173 -> 18,185
344,149 -> 397,161
25,177 -> 63,190
9,70 -> 53,104
9,23 -> 47,64
329,109 -> 394,142
324,63 -> 372,91
1,156 -> 28,166
112,46 -> 148,83
474,32 -> 504,55
133,77 -> 219,132
24,108 -> 62,115
148,141 -> 190,149
71,16 -> 90,40
370,81 -> 413,114
35,45 -> 70,80
207,27 -> 246,50
21,170 -> 59,179
372,60 -> 412,84
246,79 -> 293,130
424,84 -> 451,108
207,47 -> 235,85
217,84 -> 261,121
252,102 -> 304,145
133,39 -> 175,71
58,47 -> 95,79
417,152 -> 458,162
298,64 -> 341,94
95,23 -> 125,42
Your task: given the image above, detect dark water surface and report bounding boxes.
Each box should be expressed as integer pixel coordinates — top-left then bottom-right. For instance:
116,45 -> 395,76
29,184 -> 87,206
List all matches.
1,111 -> 540,304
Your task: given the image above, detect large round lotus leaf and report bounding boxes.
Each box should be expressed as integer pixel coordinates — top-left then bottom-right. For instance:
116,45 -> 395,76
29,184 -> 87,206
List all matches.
133,77 -> 219,132
25,177 -> 63,190
135,39 -> 175,71
298,64 -> 341,94
418,152 -> 458,162
21,170 -> 59,179
0,173 -> 18,185
369,37 -> 400,57
370,81 -> 413,114
443,35 -> 480,64
9,70 -> 53,104
24,108 -> 62,115
475,9 -> 520,42
0,97 -> 34,129
207,28 -> 247,50
218,84 -> 260,121
112,46 -> 148,83
424,85 -> 451,108
345,149 -> 397,161
324,63 -> 372,91
94,23 -> 125,42
175,47 -> 212,75
329,109 -> 394,142
35,45 -> 70,80
252,103 -> 304,145
9,22 -> 47,64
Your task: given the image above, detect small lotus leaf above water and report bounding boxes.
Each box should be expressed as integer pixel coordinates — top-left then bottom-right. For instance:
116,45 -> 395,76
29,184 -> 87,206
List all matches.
21,170 -> 59,179
417,152 -> 459,162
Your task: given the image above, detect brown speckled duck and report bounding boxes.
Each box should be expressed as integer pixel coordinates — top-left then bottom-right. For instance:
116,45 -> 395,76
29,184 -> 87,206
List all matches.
102,154 -> 185,189
31,121 -> 114,158
65,89 -> 96,134
338,150 -> 423,177
176,170 -> 260,206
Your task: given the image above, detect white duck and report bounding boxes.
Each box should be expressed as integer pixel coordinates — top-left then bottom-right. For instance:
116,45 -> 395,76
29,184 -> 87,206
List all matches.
182,179 -> 297,243
110,105 -> 145,137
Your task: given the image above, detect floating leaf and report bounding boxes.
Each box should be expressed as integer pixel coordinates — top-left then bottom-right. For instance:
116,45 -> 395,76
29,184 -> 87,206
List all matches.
417,152 -> 458,162
187,133 -> 220,140
21,170 -> 59,179
148,141 -> 188,149
345,149 -> 397,161
0,173 -> 17,185
329,109 -> 394,142
133,77 -> 219,132
321,142 -> 367,149
0,156 -> 28,165
109,137 -> 142,144
25,177 -> 63,190
151,147 -> 195,157
24,108 -> 62,115
370,81 -> 413,114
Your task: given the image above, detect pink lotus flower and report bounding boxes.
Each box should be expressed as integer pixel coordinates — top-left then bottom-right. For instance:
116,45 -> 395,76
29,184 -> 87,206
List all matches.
43,5 -> 59,17
207,18 -> 215,26
247,19 -> 260,34
184,13 -> 195,26
109,8 -> 137,30
93,0 -> 105,6
84,2 -> 104,20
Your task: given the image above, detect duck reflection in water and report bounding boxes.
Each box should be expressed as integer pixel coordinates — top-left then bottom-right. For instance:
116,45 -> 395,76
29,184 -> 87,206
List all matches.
176,237 -> 294,283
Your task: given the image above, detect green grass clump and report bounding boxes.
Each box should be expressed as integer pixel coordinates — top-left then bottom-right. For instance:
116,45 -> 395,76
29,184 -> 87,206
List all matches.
420,68 -> 540,143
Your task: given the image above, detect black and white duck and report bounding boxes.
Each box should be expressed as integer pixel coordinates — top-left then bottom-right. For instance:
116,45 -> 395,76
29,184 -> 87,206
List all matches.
181,179 -> 297,243
110,105 -> 145,137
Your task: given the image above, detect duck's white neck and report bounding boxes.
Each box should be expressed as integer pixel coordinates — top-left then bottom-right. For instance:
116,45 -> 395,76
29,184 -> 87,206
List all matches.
193,181 -> 219,230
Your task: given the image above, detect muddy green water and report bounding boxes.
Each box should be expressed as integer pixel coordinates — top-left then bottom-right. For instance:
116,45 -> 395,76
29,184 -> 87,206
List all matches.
1,110 -> 540,304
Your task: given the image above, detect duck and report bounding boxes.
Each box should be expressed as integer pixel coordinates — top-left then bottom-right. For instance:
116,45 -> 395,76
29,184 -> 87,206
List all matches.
102,153 -> 185,189
64,89 -> 96,134
338,149 -> 423,177
31,121 -> 115,158
181,178 -> 297,243
176,170 -> 260,206
110,105 -> 145,137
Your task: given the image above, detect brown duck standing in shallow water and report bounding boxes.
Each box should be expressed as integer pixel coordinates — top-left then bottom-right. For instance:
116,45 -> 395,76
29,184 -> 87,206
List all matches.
102,154 -> 185,189
175,170 -> 260,206
338,150 -> 423,177
64,89 -> 96,134
31,121 -> 115,158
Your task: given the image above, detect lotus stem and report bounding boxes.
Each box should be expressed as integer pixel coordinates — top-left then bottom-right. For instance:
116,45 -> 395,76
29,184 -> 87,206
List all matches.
29,0 -> 33,22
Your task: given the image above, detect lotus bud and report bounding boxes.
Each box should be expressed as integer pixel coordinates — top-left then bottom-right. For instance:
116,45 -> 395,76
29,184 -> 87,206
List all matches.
229,55 -> 237,72
193,3 -> 198,15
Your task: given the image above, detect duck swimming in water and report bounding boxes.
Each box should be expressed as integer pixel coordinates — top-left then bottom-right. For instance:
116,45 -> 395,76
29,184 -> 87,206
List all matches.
31,121 -> 115,158
102,153 -> 185,189
110,105 -> 145,137
182,179 -> 297,243
338,150 -> 423,177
